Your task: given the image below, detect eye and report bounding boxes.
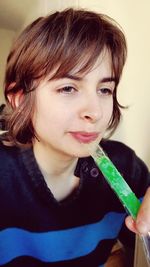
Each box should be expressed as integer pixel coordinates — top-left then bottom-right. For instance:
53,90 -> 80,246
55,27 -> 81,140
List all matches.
57,86 -> 77,94
99,87 -> 113,96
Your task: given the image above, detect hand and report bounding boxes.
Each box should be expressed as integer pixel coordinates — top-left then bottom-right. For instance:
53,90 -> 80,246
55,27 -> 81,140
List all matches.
125,187 -> 150,235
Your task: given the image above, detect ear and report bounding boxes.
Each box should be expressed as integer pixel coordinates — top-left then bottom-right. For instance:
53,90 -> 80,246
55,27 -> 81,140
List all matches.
7,83 -> 24,109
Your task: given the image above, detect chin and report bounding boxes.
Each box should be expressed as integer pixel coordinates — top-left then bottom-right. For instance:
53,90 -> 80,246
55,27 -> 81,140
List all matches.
68,146 -> 93,158
73,152 -> 91,158
62,140 -> 100,158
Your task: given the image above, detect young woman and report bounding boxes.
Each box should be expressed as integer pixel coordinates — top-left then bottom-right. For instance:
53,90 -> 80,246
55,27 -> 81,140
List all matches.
0,8 -> 150,267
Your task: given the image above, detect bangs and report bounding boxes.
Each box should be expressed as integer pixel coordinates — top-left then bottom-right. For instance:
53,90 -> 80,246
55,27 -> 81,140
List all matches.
48,44 -> 106,80
38,10 -> 125,83
37,14 -> 109,80
5,9 -> 126,91
33,12 -> 124,84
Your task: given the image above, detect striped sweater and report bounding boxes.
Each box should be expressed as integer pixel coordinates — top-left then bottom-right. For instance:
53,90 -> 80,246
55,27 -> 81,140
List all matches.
0,140 -> 149,266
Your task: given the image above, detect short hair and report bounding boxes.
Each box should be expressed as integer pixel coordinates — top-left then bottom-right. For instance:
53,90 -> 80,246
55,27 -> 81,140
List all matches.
3,8 -> 127,146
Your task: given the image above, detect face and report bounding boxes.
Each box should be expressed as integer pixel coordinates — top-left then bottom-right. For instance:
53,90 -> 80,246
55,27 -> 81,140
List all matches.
32,50 -> 115,159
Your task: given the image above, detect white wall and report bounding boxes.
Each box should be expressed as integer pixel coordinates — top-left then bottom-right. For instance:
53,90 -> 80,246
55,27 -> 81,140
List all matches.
22,0 -> 79,28
0,28 -> 15,104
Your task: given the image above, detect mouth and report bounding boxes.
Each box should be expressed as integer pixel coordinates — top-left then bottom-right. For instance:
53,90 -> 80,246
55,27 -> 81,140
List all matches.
70,132 -> 100,144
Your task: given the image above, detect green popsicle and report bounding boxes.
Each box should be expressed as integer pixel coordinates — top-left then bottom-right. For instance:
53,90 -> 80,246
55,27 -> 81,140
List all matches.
90,145 -> 141,219
89,145 -> 150,265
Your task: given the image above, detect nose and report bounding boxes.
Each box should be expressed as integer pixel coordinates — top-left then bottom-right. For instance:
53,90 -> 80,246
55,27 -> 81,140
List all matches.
79,93 -> 103,123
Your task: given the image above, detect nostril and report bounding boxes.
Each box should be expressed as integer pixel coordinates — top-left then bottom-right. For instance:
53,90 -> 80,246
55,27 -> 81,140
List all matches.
83,112 -> 100,122
84,115 -> 91,120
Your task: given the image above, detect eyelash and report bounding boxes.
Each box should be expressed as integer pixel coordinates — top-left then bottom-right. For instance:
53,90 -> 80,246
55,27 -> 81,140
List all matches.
57,86 -> 113,96
57,86 -> 77,94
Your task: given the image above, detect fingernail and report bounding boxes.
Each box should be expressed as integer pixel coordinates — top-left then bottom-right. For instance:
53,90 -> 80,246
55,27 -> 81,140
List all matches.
136,221 -> 148,234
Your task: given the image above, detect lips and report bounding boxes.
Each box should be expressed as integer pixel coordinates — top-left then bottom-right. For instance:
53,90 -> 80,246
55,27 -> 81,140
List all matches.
70,132 -> 99,143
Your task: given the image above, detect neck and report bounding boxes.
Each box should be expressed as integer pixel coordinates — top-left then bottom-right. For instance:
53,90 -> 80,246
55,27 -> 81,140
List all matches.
33,141 -> 79,201
33,140 -> 78,178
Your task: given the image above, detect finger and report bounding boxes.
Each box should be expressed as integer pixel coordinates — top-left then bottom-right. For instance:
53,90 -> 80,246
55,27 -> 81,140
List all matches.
125,216 -> 138,234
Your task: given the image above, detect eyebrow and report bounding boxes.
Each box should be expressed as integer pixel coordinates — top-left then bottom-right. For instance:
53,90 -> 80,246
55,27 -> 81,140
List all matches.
100,77 -> 116,83
63,74 -> 82,81
61,74 -> 116,83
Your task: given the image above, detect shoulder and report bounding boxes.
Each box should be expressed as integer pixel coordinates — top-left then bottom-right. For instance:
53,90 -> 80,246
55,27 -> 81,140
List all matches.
0,141 -> 20,168
0,140 -> 18,155
101,139 -> 134,158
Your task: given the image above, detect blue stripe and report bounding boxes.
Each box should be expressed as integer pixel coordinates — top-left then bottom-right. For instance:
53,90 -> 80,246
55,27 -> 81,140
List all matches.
0,212 -> 125,265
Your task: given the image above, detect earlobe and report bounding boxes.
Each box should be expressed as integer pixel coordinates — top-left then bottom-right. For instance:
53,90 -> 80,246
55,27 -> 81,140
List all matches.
7,83 -> 24,109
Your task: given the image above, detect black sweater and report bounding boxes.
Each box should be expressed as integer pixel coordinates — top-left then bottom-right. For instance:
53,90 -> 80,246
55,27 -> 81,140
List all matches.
0,140 -> 149,266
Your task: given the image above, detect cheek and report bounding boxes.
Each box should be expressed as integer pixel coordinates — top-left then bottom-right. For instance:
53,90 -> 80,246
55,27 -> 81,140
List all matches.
103,100 -> 113,122
33,103 -> 70,132
109,104 -> 114,119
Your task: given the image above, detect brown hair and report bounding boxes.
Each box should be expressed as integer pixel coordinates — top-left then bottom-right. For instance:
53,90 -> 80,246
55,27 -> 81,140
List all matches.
2,8 -> 127,146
